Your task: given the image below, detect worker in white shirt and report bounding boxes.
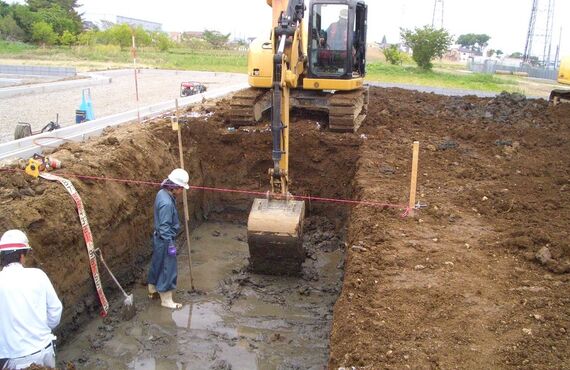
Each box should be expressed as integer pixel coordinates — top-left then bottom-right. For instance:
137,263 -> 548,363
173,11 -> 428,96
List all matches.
0,229 -> 63,370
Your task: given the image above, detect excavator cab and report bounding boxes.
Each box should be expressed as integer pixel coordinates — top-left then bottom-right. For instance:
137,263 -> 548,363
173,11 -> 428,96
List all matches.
308,1 -> 367,79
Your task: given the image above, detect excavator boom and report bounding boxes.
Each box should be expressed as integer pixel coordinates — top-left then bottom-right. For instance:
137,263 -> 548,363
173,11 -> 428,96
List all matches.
247,0 -> 307,276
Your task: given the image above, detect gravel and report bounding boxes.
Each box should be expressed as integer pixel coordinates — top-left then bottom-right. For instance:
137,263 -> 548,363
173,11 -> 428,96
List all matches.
0,69 -> 247,143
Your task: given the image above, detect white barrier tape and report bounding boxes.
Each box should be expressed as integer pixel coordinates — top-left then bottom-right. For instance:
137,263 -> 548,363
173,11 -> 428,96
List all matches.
39,172 -> 110,316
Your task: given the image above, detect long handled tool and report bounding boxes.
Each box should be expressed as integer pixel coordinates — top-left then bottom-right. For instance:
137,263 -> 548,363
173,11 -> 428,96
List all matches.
174,99 -> 196,292
95,249 -> 136,321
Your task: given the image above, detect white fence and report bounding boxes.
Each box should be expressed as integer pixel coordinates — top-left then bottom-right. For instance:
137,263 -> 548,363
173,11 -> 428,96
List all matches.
468,60 -> 559,80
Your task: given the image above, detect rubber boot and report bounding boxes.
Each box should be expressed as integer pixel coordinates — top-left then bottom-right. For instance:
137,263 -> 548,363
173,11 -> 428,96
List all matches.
148,284 -> 159,299
159,291 -> 182,309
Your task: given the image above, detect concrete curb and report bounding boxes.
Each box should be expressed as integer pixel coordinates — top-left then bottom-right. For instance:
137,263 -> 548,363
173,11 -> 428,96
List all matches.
0,73 -> 113,99
0,83 -> 247,162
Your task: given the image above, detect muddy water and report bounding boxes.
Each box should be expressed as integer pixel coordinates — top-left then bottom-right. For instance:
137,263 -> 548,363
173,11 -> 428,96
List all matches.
57,219 -> 344,369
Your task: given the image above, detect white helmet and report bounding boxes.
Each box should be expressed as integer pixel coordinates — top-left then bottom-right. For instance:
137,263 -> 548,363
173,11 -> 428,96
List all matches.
168,168 -> 190,189
0,229 -> 32,253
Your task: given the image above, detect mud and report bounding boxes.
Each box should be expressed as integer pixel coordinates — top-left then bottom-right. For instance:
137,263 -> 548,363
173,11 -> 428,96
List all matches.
55,220 -> 344,369
1,87 -> 569,369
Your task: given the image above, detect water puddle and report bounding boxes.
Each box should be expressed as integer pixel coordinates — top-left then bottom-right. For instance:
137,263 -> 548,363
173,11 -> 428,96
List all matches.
57,219 -> 344,369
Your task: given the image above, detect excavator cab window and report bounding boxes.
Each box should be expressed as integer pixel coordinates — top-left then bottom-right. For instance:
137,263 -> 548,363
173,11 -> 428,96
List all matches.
309,3 -> 351,78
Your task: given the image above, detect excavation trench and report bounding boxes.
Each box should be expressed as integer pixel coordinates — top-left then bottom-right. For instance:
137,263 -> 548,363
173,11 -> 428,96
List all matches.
0,102 -> 361,369
4,88 -> 568,368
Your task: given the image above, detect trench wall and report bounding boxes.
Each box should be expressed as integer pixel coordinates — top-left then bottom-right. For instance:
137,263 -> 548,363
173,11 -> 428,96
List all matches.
0,114 -> 360,341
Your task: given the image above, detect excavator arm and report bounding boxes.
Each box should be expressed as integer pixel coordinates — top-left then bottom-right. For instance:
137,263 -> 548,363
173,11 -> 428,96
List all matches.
269,0 -> 305,195
247,0 -> 307,276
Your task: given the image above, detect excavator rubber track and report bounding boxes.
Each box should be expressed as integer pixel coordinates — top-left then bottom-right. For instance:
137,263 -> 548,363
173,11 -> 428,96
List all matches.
328,86 -> 369,132
549,89 -> 570,105
228,88 -> 272,126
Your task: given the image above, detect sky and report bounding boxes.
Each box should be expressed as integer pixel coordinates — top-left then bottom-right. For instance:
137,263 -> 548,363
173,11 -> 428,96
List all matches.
11,0 -> 570,58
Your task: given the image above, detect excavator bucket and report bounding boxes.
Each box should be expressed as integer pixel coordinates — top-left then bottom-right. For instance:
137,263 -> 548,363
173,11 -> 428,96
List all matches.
247,198 -> 305,275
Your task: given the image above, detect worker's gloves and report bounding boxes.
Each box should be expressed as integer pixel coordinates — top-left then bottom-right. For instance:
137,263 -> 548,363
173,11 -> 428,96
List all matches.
167,244 -> 177,256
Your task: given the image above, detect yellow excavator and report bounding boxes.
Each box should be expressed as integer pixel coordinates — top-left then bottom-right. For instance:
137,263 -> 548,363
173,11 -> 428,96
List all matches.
246,0 -> 368,275
231,0 -> 368,132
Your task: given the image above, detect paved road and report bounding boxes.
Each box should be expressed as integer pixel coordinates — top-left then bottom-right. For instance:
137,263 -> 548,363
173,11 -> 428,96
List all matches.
0,69 -> 247,143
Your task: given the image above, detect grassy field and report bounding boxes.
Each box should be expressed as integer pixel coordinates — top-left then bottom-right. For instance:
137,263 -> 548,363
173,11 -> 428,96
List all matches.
0,41 -> 248,72
366,63 -> 521,93
0,41 -> 537,95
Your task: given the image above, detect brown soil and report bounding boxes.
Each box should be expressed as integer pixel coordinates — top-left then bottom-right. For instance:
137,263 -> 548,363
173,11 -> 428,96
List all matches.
330,89 -> 570,369
0,87 -> 569,369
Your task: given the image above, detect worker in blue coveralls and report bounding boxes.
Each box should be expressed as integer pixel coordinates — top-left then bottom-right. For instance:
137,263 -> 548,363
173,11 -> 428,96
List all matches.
147,168 -> 189,309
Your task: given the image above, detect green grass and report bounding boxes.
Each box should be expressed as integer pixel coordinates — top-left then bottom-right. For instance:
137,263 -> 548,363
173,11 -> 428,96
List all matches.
0,40 -> 36,54
0,43 -> 247,72
366,62 -> 521,93
141,48 -> 247,73
0,41 -> 521,93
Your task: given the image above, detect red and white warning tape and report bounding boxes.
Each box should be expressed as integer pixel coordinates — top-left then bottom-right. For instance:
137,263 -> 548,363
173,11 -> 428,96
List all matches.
39,173 -> 110,316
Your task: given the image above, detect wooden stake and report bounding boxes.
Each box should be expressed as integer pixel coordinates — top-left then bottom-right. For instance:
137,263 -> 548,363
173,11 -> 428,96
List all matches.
131,33 -> 140,124
175,99 -> 195,291
408,141 -> 420,216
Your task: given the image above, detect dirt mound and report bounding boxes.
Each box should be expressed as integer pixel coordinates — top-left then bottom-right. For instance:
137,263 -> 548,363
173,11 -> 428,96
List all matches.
1,87 -> 569,369
330,88 -> 570,368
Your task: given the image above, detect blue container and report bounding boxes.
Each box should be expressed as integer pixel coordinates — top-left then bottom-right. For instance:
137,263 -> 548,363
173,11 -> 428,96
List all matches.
75,110 -> 87,124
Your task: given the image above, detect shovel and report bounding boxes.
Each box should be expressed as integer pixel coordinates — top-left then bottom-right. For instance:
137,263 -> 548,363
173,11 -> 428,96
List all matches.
95,249 -> 136,321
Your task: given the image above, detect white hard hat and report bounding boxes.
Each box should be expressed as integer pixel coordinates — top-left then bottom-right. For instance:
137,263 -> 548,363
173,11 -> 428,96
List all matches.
339,8 -> 348,20
168,168 -> 190,189
0,229 -> 32,253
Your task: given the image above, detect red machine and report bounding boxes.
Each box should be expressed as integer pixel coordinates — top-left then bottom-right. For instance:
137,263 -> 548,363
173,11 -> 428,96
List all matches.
180,82 -> 207,97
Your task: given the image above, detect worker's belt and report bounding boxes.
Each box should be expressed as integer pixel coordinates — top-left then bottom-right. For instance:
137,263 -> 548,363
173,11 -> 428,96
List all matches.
9,341 -> 53,360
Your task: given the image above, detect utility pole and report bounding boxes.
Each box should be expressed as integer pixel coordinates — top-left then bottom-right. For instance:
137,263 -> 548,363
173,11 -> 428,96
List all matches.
431,0 -> 444,29
523,0 -> 556,66
553,26 -> 562,68
543,0 -> 555,68
523,0 -> 538,63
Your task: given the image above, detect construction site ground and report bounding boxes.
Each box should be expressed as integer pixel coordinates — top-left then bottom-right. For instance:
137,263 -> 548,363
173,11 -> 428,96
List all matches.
0,87 -> 569,369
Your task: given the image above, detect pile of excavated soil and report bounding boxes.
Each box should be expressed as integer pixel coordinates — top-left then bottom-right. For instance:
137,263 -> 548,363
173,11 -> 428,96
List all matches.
330,88 -> 570,369
0,87 -> 569,369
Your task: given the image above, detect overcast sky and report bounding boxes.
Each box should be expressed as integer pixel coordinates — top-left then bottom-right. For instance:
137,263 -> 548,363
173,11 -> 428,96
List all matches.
11,0 -> 570,58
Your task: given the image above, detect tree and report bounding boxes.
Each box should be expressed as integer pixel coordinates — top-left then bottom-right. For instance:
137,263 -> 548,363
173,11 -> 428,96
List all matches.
152,31 -> 172,51
487,49 -> 495,57
27,0 -> 82,33
456,33 -> 490,53
383,44 -> 403,65
510,52 -> 523,59
59,29 -> 75,45
77,29 -> 98,45
496,49 -> 504,57
400,25 -> 453,70
133,26 -> 151,47
106,24 -> 132,48
0,14 -> 26,40
10,4 -> 39,41
37,5 -> 79,35
202,29 -> 230,49
31,20 -> 56,45
0,0 -> 10,17
474,34 -> 490,51
457,33 -> 476,50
